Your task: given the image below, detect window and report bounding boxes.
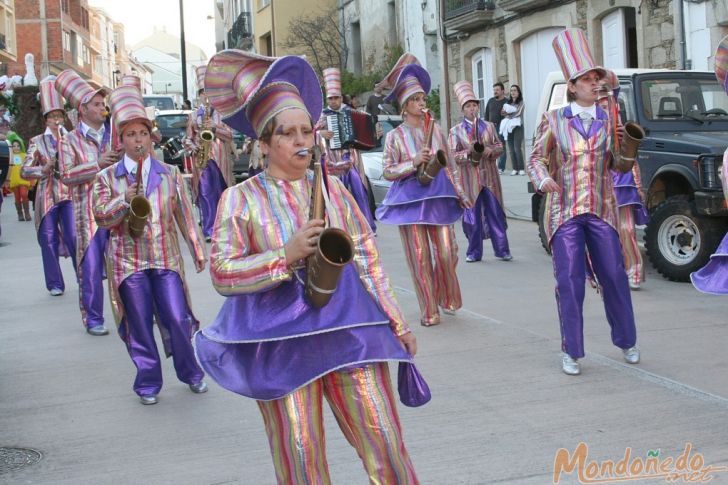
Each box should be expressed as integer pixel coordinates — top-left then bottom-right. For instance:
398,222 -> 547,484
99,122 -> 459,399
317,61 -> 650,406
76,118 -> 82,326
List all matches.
470,48 -> 493,118
63,31 -> 71,51
82,45 -> 90,65
62,0 -> 69,13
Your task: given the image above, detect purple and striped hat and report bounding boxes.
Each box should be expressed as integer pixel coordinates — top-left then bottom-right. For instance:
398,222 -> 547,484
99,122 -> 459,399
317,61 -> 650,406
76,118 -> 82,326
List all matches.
380,53 -> 430,106
323,67 -> 341,98
39,76 -> 65,116
552,28 -> 606,82
108,85 -> 152,135
715,35 -> 728,95
55,69 -> 108,110
205,50 -> 322,138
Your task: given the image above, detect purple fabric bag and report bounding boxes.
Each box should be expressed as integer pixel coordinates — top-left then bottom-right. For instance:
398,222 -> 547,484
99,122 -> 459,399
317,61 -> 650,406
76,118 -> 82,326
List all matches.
397,362 -> 431,407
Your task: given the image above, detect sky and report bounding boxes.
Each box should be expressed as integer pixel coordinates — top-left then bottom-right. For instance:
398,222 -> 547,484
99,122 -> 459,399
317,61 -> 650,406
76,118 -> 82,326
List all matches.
88,0 -> 217,59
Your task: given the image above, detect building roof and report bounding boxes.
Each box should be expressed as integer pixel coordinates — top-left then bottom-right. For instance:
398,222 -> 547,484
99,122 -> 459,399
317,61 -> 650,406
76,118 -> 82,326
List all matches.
131,26 -> 208,65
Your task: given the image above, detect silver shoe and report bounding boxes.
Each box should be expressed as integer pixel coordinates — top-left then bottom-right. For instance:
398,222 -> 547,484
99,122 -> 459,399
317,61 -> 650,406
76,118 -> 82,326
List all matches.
50,288 -> 64,296
86,325 -> 109,336
622,346 -> 640,364
629,281 -> 641,291
499,254 -> 513,261
139,394 -> 158,405
189,381 -> 208,394
561,353 -> 581,375
442,308 -> 456,316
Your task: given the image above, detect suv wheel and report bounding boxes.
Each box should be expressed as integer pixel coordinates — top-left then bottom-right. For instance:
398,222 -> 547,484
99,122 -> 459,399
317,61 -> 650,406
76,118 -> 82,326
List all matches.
644,196 -> 723,282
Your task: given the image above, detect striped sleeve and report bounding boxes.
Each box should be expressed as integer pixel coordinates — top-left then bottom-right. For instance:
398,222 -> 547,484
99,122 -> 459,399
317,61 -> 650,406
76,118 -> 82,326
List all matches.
448,126 -> 471,165
382,129 -> 416,180
528,112 -> 556,190
59,137 -> 99,186
92,169 -> 129,228
21,138 -> 44,180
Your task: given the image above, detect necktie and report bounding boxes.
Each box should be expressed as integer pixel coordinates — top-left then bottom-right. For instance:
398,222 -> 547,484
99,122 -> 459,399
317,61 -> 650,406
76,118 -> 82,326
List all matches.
578,111 -> 593,133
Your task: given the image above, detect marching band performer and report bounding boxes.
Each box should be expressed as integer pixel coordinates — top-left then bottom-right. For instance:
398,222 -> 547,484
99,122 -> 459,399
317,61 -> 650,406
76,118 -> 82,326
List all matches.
375,53 -> 471,327
92,86 -> 208,405
448,80 -> 512,263
691,35 -> 728,295
184,65 -> 235,241
194,50 -> 419,483
527,29 -> 639,375
597,78 -> 648,291
56,69 -> 114,336
316,67 -> 376,231
22,76 -> 78,296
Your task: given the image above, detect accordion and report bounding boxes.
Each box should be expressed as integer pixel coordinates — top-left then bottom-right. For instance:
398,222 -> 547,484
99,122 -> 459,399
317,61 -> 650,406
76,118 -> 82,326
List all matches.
325,110 -> 377,151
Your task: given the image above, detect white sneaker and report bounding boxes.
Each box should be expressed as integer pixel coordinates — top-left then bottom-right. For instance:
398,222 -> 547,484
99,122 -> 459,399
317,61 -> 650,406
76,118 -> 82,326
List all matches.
561,353 -> 581,375
518,170 -> 526,175
49,288 -> 64,296
622,346 -> 640,364
510,170 -> 518,176
629,281 -> 641,291
498,169 -> 504,174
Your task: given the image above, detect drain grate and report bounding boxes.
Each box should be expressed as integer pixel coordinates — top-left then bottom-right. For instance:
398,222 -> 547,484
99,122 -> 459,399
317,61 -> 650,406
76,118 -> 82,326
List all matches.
0,447 -> 43,474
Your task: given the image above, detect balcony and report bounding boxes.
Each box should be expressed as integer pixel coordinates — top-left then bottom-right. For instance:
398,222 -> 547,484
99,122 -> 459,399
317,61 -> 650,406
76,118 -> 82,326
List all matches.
444,0 -> 495,33
227,11 -> 252,50
498,0 -> 550,13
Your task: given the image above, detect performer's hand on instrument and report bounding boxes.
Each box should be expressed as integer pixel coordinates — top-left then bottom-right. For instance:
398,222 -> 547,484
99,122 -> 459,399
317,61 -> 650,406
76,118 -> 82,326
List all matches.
195,258 -> 206,273
616,122 -> 625,144
99,150 -> 119,168
470,148 -> 483,162
124,183 -> 139,202
460,196 -> 474,209
319,130 -> 334,140
482,147 -> 493,159
42,161 -> 53,175
414,148 -> 431,167
285,219 -> 325,265
398,331 -> 417,356
541,179 -> 560,193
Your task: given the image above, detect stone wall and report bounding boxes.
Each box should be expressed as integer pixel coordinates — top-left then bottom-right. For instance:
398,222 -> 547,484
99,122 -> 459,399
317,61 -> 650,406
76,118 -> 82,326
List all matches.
643,0 -> 676,69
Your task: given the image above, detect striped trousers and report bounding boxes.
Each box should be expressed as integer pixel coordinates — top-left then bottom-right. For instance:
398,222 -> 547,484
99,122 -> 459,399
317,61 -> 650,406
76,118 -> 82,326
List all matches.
257,363 -> 418,485
617,206 -> 643,286
399,224 -> 462,325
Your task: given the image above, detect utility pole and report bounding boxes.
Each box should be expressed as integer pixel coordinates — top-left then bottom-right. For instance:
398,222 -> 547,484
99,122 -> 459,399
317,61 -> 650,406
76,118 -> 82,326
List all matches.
179,0 -> 189,100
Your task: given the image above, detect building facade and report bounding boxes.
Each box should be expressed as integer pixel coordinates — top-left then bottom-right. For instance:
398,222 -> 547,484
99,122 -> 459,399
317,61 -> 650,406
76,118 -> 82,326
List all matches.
0,0 -> 17,67
213,0 -> 254,52
252,0 -> 335,57
442,0 -> 728,154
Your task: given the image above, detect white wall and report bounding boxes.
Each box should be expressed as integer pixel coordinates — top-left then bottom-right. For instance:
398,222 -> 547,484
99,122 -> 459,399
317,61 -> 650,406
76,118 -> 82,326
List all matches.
401,0 -> 441,98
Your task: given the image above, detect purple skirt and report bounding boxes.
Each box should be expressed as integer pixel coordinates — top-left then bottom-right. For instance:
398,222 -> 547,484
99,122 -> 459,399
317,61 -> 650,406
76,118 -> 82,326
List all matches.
376,170 -> 462,225
194,264 -> 411,400
691,233 -> 728,295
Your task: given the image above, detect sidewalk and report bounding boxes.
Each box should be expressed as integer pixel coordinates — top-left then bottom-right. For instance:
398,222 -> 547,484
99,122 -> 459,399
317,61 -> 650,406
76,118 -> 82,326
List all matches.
499,171 -> 534,221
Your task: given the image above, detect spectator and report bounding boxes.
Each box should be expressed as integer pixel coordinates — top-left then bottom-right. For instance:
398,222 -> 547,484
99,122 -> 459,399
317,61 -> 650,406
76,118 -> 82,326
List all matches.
500,84 -> 525,175
484,82 -> 508,174
350,94 -> 360,110
182,99 -> 192,110
6,132 -> 32,221
366,83 -> 385,119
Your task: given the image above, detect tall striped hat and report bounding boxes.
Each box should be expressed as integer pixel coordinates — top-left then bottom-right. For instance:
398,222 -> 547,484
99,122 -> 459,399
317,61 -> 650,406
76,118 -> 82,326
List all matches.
380,53 -> 430,107
552,28 -> 606,82
323,67 -> 341,98
108,85 -> 152,135
39,76 -> 65,116
121,74 -> 142,92
55,69 -> 107,110
453,80 -> 478,109
715,34 -> 728,95
205,50 -> 322,138
196,65 -> 207,93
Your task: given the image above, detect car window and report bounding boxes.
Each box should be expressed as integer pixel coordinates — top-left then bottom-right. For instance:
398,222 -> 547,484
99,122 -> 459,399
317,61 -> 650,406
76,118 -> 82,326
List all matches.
143,97 -> 175,111
157,115 -> 189,130
617,81 -> 635,123
640,77 -> 728,121
548,83 -> 569,111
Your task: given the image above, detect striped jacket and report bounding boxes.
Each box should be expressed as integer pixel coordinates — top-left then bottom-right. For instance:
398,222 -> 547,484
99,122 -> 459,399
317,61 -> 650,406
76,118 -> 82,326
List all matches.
92,158 -> 206,325
22,128 -> 73,231
527,104 -> 619,243
209,172 -> 410,336
448,118 -> 504,205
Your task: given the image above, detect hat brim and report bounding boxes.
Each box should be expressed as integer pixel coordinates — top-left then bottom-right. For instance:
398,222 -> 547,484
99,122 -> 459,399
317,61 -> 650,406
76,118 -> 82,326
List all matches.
205,50 -> 276,121
384,64 -> 431,104
568,66 -> 607,82
223,56 -> 323,138
81,88 -> 108,106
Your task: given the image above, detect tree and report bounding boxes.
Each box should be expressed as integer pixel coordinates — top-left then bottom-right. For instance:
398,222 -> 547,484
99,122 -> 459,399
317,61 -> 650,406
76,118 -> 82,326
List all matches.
283,8 -> 349,77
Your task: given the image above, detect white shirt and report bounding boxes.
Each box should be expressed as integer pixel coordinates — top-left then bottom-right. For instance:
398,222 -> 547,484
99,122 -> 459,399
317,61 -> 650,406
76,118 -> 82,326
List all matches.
569,102 -> 597,120
123,153 -> 151,188
44,126 -> 68,138
80,121 -> 105,144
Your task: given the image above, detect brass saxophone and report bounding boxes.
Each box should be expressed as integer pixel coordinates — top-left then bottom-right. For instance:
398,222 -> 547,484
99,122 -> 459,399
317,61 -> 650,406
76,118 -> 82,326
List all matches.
471,116 -> 484,165
196,99 -> 215,170
304,146 -> 354,308
52,120 -> 63,179
417,109 -> 447,185
128,146 -> 152,238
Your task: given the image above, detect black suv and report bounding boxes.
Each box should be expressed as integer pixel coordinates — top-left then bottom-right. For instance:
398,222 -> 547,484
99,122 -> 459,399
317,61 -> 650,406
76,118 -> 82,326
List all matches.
155,110 -> 191,169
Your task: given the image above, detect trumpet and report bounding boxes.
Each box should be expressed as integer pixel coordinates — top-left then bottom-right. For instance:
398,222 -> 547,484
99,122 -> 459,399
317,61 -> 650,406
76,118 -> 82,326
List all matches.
471,116 -> 484,165
127,146 -> 152,238
417,109 -> 447,185
304,146 -> 354,308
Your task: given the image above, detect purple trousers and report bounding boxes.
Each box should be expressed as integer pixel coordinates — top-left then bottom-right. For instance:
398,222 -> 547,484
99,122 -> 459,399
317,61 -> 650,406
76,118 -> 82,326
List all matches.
38,201 -> 77,292
197,161 -> 228,238
462,188 -> 510,261
118,269 -> 204,397
551,214 -> 637,359
79,228 -> 109,329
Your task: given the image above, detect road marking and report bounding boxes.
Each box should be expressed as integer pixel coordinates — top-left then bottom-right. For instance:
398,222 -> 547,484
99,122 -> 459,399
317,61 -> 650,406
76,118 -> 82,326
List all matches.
394,286 -> 728,409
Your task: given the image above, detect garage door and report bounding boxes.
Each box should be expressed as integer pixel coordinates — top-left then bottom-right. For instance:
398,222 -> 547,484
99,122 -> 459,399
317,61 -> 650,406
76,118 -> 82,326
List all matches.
520,27 -> 564,158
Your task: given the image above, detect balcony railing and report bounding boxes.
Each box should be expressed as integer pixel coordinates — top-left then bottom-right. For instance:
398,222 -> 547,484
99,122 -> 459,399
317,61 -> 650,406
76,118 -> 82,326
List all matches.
444,0 -> 494,21
227,11 -> 252,50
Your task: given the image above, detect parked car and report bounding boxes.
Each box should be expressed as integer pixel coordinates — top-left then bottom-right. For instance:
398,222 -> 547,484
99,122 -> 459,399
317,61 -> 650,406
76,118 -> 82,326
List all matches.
361,114 -> 403,204
143,95 -> 177,112
154,109 -> 191,168
232,131 -> 251,183
530,69 -> 728,281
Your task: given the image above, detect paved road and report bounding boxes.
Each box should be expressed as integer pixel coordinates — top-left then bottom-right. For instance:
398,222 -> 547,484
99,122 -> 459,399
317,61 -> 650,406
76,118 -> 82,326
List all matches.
1,189 -> 727,484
